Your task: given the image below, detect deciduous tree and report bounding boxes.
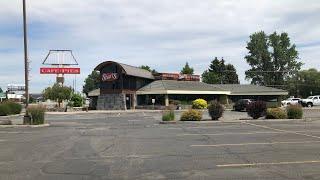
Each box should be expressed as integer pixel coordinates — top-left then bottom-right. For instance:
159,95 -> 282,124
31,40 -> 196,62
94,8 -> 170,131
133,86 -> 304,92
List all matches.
245,31 -> 302,86
43,84 -> 72,107
287,69 -> 320,97
82,71 -> 100,96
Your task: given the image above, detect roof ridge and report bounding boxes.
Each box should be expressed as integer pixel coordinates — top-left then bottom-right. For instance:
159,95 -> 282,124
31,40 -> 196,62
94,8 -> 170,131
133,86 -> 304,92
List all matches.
118,62 -> 152,74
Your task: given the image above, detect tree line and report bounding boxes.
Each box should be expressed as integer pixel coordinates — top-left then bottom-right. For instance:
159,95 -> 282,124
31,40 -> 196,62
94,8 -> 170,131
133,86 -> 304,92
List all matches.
82,30 -> 316,98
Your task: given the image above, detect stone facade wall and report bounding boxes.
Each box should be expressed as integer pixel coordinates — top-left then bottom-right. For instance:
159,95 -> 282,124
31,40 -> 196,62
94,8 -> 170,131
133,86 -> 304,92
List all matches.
97,93 -> 126,110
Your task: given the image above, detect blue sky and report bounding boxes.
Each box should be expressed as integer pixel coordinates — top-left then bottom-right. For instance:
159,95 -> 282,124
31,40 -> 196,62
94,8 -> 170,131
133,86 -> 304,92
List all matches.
1,0 -> 320,93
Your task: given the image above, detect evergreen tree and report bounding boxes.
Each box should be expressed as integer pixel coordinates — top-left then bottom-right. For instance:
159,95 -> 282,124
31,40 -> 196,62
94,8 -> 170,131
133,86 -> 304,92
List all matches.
224,64 -> 239,84
202,70 -> 220,84
181,62 -> 194,75
139,65 -> 158,74
139,65 -> 151,72
202,57 -> 239,84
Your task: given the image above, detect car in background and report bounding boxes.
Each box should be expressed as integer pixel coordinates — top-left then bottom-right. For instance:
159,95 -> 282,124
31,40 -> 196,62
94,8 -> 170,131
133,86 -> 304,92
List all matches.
281,98 -> 301,106
233,99 -> 255,111
300,95 -> 320,107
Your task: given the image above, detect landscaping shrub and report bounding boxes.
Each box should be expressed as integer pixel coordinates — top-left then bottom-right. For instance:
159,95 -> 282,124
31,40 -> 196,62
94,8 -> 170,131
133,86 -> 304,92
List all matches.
169,99 -> 181,106
162,110 -> 175,121
0,102 -> 22,116
266,108 -> 287,119
208,101 -> 224,120
192,99 -> 208,109
4,101 -> 22,115
67,101 -> 74,108
246,101 -> 267,119
27,105 -> 46,125
70,94 -> 83,107
180,109 -> 202,121
287,105 -> 303,119
0,104 -> 10,116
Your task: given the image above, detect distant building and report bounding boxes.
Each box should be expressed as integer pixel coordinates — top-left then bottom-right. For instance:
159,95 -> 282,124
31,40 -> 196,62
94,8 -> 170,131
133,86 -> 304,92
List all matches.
6,93 -> 24,101
89,61 -> 288,110
6,84 -> 26,102
0,92 -> 6,102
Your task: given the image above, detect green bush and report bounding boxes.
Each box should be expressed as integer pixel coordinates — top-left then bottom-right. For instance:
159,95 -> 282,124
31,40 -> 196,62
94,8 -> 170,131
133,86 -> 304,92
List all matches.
247,101 -> 267,119
287,105 -> 303,119
27,105 -> 46,125
0,102 -> 22,116
162,110 -> 175,121
0,104 -> 10,116
180,109 -> 202,121
71,94 -> 83,107
4,101 -> 22,115
192,99 -> 208,109
266,108 -> 287,119
208,101 -> 224,120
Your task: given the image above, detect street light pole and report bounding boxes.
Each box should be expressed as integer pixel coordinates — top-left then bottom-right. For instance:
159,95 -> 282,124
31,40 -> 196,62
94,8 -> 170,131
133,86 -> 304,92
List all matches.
23,0 -> 29,110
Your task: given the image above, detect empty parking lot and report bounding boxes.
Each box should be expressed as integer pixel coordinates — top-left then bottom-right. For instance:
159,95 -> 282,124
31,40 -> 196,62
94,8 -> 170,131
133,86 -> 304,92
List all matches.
1,110 -> 320,179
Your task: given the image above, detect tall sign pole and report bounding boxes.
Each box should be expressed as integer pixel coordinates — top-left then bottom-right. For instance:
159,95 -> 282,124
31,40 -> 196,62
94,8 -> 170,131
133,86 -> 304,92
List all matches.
23,0 -> 29,109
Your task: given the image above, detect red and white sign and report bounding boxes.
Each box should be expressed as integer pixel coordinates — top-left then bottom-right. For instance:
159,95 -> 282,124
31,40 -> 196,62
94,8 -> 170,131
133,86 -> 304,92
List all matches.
40,67 -> 80,74
102,73 -> 119,81
154,73 -> 200,81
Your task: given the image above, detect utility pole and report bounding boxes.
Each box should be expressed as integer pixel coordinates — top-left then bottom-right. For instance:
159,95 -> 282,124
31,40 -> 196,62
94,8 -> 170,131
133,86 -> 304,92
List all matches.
23,0 -> 30,120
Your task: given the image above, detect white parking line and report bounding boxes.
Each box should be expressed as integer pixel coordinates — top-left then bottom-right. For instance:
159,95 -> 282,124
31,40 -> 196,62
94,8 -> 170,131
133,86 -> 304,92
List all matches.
0,132 -> 32,134
179,130 -> 320,136
186,126 -> 235,129
128,120 -> 142,122
191,140 -> 320,147
168,127 -> 182,130
217,160 -> 320,167
243,122 -> 320,140
179,131 -> 285,136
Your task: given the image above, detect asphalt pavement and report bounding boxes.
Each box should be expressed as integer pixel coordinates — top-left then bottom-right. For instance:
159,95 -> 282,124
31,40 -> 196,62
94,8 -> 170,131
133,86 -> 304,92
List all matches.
1,110 -> 320,179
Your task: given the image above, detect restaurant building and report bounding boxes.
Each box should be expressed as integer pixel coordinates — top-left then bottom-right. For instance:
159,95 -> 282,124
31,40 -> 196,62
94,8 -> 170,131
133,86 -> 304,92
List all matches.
91,61 -> 288,110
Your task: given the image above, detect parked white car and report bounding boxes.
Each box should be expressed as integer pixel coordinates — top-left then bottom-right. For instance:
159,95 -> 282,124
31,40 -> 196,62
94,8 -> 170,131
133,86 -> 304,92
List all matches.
281,98 -> 301,106
300,96 -> 320,107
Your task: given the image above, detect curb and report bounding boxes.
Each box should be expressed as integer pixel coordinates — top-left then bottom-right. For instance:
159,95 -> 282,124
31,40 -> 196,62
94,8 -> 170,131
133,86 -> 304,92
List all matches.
0,114 -> 23,119
238,118 -> 312,122
170,119 -> 309,124
159,121 -> 177,124
46,110 -> 165,115
0,124 -> 50,128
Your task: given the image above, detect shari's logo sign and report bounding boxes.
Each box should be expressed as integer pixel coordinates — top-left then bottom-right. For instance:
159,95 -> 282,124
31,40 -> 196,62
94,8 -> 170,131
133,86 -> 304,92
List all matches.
102,73 -> 119,81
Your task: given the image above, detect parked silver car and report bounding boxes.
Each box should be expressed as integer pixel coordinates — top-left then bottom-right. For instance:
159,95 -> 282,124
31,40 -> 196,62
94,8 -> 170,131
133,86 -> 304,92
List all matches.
281,98 -> 301,106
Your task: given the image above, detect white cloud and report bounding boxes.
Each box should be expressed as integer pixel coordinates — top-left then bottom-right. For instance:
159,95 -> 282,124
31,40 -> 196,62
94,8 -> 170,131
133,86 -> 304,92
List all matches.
0,0 -> 319,92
